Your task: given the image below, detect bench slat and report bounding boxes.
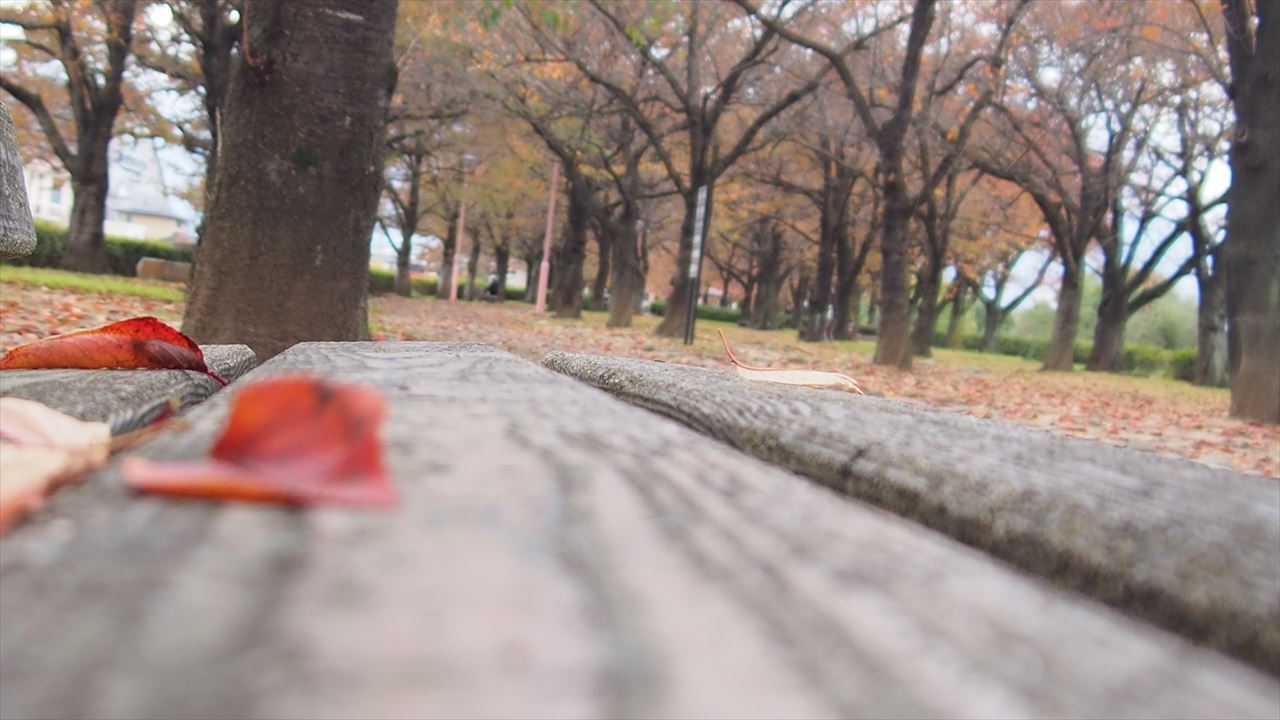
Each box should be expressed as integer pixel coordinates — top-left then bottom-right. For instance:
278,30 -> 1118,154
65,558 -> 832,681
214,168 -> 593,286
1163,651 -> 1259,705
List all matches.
542,351 -> 1280,677
0,344 -> 256,434
1,342 -> 1276,719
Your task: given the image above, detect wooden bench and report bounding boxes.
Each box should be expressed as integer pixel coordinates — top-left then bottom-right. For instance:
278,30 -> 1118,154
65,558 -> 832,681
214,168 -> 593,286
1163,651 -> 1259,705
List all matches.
0,345 -> 256,434
1,342 -> 1277,718
543,351 -> 1280,676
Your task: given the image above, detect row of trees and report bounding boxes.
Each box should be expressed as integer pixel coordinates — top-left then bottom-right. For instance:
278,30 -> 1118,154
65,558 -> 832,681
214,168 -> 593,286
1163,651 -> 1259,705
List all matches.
3,0 -> 1276,422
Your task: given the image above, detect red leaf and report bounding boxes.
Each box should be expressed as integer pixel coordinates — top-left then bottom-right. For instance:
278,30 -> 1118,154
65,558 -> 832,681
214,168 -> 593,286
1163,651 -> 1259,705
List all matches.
121,377 -> 396,507
0,317 -> 227,385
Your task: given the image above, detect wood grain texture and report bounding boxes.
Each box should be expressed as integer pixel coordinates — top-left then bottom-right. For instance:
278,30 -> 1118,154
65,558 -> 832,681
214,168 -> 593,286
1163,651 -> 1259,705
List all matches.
542,352 -> 1280,677
0,345 -> 256,434
1,342 -> 1277,719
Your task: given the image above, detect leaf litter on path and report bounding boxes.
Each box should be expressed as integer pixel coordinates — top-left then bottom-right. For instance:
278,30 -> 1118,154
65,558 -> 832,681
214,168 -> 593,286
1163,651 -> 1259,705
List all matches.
4,284 -> 1276,479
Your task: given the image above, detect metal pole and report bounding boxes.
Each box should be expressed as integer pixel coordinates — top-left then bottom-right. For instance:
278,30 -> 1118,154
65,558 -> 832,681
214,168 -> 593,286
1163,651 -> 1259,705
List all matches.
683,185 -> 709,345
534,162 -> 560,315
449,173 -> 468,303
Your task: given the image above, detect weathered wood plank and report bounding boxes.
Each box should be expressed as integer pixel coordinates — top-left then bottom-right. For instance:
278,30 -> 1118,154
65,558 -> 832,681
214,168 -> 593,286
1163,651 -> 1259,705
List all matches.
1,342 -> 1276,719
542,352 -> 1280,677
0,345 -> 256,434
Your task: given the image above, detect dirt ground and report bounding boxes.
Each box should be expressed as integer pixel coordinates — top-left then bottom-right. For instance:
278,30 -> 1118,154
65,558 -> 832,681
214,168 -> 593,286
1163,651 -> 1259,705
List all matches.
2,282 -> 1277,479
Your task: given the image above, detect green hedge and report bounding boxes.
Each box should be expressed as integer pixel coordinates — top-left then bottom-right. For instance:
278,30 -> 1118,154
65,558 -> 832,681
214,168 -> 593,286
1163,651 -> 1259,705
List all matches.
367,268 -> 528,301
6,222 -> 192,277
368,268 -> 439,295
1170,349 -> 1197,382
932,329 -> 1184,377
649,299 -> 742,323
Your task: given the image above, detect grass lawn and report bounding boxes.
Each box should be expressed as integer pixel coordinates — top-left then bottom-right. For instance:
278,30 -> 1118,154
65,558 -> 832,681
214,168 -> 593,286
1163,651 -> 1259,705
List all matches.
0,265 -> 186,303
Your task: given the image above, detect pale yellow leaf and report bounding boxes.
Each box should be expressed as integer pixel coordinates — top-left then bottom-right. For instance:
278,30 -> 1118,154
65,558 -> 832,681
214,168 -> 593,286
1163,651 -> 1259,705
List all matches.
0,398 -> 110,535
718,331 -> 865,395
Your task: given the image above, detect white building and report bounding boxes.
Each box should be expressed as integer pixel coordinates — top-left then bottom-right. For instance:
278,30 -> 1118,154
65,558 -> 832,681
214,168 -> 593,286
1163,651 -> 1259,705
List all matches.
23,136 -> 191,243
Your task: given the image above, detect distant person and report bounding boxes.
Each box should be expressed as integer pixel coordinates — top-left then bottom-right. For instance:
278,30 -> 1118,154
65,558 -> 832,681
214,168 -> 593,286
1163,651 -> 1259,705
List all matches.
485,275 -> 501,301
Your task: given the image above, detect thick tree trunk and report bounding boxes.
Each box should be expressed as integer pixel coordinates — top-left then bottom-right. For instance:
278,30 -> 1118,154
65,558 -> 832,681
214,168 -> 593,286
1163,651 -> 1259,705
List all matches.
874,196 -> 914,369
394,238 -> 413,297
801,207 -> 838,342
1222,0 -> 1280,422
910,255 -> 942,357
944,285 -> 968,348
740,279 -> 755,320
464,233 -> 481,301
980,302 -> 1002,353
183,0 -> 397,359
436,206 -> 459,300
789,269 -> 810,333
1087,288 -> 1127,373
62,174 -> 110,273
493,245 -> 510,303
655,185 -> 713,337
1044,259 -> 1083,371
750,264 -> 785,330
846,282 -> 862,339
523,253 -> 539,303
590,227 -> 611,312
607,213 -> 641,328
552,174 -> 592,319
1196,268 -> 1228,386
832,276 -> 856,341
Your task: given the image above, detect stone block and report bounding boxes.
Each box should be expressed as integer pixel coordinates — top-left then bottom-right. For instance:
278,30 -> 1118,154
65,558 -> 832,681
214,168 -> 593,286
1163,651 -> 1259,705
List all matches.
136,257 -> 192,282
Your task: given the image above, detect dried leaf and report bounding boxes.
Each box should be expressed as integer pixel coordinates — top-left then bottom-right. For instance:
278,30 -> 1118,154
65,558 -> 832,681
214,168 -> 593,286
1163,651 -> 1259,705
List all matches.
0,317 -> 228,386
122,377 -> 396,507
0,398 -> 111,535
718,331 -> 865,394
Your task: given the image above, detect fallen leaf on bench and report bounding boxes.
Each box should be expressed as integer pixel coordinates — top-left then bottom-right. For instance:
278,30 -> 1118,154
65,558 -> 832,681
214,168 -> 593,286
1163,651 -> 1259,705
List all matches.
0,317 -> 228,386
122,377 -> 396,507
718,331 -> 865,394
0,398 -> 111,535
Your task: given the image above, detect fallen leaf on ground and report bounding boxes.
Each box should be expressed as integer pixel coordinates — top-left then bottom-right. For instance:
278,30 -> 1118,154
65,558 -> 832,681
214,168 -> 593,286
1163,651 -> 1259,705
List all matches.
0,317 -> 227,386
719,330 -> 865,394
122,376 -> 395,506
0,398 -> 111,535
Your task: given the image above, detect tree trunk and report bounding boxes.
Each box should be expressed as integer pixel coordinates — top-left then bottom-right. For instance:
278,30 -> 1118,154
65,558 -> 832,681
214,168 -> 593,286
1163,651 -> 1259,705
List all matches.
1087,290 -> 1127,373
464,232 -> 481,301
437,206 -> 459,300
910,254 -> 942,357
943,286 -> 964,348
846,282 -> 862,339
655,184 -> 713,337
790,268 -> 810,332
1087,269 -> 1128,372
394,237 -> 413,297
750,263 -> 785,330
523,253 -> 539,303
801,216 -> 837,342
607,213 -> 641,328
1222,0 -> 1280,422
1043,259 -> 1083,371
493,245 -> 510,303
590,226 -> 611,312
62,174 -> 110,273
1196,267 -> 1228,386
552,173 -> 592,319
183,0 -> 397,360
980,301 -> 1002,353
873,195 -> 914,369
